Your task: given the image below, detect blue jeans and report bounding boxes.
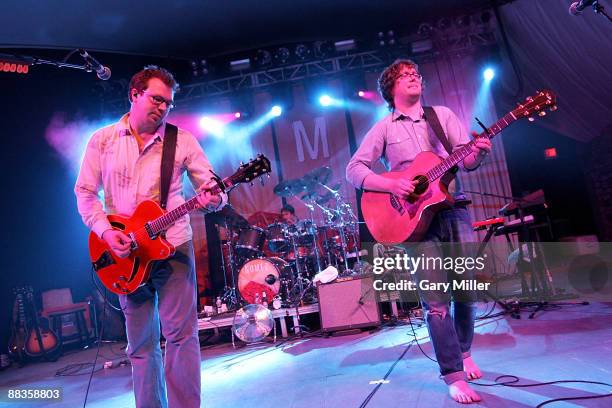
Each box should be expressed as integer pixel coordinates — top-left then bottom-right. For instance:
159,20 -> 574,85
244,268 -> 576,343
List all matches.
413,207 -> 477,385
119,241 -> 201,408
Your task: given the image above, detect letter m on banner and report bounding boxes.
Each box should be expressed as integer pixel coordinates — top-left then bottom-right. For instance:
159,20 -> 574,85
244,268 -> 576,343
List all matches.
293,117 -> 329,162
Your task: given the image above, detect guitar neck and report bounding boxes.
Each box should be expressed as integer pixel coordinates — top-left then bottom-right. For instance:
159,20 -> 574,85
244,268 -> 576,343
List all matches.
426,111 -> 517,182
148,177 -> 232,236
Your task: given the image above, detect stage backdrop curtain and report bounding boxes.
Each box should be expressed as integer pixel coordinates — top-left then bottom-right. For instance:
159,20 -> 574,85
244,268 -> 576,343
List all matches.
498,0 -> 612,142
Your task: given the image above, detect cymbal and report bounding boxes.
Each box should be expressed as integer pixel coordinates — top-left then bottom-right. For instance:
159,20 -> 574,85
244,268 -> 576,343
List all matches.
303,166 -> 332,188
273,178 -> 306,197
208,204 -> 249,228
301,191 -> 319,202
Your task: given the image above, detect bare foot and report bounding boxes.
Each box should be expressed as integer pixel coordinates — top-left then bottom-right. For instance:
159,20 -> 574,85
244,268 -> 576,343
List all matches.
463,356 -> 482,380
449,380 -> 482,404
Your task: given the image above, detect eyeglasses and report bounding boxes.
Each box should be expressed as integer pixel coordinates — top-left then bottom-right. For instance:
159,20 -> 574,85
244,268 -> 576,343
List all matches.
397,72 -> 422,81
142,91 -> 175,109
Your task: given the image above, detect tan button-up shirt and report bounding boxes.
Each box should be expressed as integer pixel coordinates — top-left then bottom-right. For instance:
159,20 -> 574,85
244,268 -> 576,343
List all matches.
75,113 -> 221,246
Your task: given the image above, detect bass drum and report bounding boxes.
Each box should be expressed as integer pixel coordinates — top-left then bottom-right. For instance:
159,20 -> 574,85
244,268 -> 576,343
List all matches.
238,257 -> 291,304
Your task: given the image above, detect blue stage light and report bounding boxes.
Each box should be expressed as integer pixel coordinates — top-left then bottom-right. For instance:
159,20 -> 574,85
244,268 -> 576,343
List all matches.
319,95 -> 333,107
483,67 -> 495,81
270,105 -> 283,117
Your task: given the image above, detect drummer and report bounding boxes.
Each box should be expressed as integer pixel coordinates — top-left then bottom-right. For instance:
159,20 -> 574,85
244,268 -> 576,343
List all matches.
279,204 -> 298,226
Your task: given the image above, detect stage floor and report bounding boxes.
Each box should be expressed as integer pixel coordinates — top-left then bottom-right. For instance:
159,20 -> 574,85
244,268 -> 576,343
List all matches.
1,301 -> 611,408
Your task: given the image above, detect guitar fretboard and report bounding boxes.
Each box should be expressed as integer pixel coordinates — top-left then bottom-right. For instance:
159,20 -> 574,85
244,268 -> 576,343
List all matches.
425,111 -> 517,182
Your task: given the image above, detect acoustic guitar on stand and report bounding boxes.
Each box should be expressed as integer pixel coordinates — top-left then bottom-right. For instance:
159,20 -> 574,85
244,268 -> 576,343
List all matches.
89,155 -> 271,295
361,90 -> 557,245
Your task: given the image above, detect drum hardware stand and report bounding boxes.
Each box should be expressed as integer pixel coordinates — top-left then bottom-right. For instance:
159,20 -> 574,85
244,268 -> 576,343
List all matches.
217,222 -> 239,309
301,201 -> 323,273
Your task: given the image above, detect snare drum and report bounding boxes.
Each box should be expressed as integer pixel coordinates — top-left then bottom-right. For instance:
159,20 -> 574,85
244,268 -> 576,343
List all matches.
238,257 -> 291,304
266,222 -> 289,253
235,226 -> 266,256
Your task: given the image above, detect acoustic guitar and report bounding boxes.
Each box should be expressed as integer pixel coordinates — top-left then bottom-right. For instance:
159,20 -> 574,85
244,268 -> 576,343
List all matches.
361,90 -> 557,245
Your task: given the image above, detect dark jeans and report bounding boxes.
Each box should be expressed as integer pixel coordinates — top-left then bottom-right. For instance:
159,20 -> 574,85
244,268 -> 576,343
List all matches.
412,207 -> 477,385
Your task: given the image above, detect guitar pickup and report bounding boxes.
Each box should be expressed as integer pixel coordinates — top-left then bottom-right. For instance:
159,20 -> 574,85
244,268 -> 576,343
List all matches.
92,250 -> 116,271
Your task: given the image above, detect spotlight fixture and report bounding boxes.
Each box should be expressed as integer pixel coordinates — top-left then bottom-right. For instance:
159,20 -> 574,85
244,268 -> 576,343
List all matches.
417,23 -> 433,37
270,105 -> 283,117
274,47 -> 291,64
437,17 -> 451,31
229,58 -> 251,72
295,44 -> 311,60
455,15 -> 471,27
334,39 -> 356,52
483,67 -> 495,81
255,49 -> 272,67
478,10 -> 492,25
313,40 -> 333,58
357,90 -> 365,98
319,95 -> 332,107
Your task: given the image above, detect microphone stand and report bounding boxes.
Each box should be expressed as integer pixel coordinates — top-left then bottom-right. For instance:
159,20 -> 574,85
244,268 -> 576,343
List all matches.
593,1 -> 612,22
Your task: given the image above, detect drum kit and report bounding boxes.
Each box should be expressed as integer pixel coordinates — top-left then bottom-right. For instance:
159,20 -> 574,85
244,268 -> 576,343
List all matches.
215,166 -> 362,312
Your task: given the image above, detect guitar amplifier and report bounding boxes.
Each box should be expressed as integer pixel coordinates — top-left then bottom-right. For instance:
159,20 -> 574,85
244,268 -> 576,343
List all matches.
317,275 -> 381,332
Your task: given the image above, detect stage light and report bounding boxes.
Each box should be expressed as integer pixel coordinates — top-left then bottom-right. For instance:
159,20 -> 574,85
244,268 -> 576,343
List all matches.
319,95 -> 333,107
274,47 -> 291,64
229,58 -> 251,72
270,105 -> 283,117
199,116 -> 225,137
234,112 -> 242,119
483,67 -> 495,81
255,49 -> 272,67
295,44 -> 311,60
334,39 -> 356,52
313,41 -> 333,58
357,90 -> 365,98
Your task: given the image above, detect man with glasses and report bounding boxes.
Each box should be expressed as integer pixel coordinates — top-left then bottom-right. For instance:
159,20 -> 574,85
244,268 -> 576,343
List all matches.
346,59 -> 491,404
75,65 -> 225,408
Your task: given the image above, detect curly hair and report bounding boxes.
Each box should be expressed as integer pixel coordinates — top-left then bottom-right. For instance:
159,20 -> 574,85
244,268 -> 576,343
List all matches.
128,65 -> 179,102
377,59 -> 421,111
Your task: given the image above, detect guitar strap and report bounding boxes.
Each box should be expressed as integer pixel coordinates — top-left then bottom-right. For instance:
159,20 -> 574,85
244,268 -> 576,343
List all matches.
422,106 -> 470,205
422,106 -> 453,155
160,123 -> 178,210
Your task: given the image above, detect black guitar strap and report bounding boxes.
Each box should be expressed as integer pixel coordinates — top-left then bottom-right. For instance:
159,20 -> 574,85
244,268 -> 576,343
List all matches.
422,106 -> 470,205
160,123 -> 178,210
422,106 -> 453,155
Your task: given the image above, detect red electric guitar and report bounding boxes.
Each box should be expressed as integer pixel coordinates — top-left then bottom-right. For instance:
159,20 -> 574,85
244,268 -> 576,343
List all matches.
361,90 -> 557,245
89,154 -> 271,294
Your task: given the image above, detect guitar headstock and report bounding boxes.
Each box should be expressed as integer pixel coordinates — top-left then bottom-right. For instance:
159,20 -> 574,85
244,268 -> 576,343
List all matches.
228,154 -> 272,188
512,89 -> 557,122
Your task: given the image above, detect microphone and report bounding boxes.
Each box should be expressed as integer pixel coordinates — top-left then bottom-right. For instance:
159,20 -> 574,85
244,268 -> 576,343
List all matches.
79,49 -> 111,80
569,0 -> 596,15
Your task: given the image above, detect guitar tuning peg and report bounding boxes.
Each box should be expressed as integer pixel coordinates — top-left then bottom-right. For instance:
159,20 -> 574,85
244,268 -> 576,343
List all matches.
550,105 -> 558,111
538,111 -> 546,117
267,173 -> 271,178
240,161 -> 244,166
528,117 -> 535,122
527,97 -> 534,102
250,181 -> 254,186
